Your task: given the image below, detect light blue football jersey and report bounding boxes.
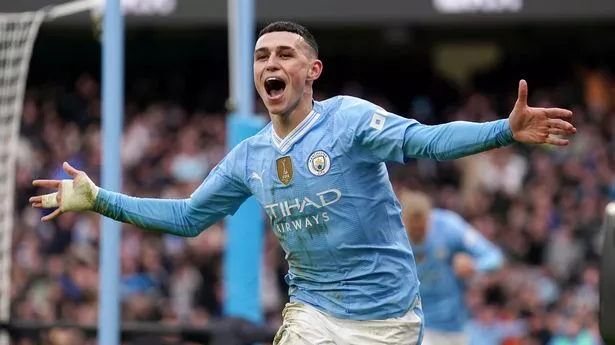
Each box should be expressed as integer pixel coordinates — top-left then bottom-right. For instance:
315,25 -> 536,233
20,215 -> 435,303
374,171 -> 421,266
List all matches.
412,209 -> 503,332
94,95 -> 514,320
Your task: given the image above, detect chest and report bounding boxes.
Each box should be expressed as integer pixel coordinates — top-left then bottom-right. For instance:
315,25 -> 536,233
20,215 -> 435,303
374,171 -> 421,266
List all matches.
246,133 -> 349,220
413,240 -> 452,268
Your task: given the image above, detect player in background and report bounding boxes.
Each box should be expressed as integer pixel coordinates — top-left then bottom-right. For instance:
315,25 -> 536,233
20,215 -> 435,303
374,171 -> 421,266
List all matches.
29,21 -> 575,345
399,189 -> 504,345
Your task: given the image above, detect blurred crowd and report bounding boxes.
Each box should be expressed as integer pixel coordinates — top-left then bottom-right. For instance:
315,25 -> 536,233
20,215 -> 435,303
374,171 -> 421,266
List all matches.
8,61 -> 615,345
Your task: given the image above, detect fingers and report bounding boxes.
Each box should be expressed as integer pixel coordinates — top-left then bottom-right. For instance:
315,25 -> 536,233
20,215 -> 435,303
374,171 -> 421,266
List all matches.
63,161 -> 81,178
545,136 -> 569,146
41,192 -> 60,208
548,128 -> 571,136
29,192 -> 59,208
41,208 -> 62,222
516,79 -> 528,107
547,118 -> 576,133
29,164 -> 77,223
32,179 -> 61,188
543,107 -> 573,119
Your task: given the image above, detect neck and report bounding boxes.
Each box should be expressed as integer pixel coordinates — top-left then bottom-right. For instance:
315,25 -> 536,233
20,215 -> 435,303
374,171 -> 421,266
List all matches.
270,93 -> 313,139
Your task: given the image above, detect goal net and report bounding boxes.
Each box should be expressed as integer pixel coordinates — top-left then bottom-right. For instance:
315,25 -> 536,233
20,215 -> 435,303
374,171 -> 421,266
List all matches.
0,11 -> 46,345
0,1 -> 96,344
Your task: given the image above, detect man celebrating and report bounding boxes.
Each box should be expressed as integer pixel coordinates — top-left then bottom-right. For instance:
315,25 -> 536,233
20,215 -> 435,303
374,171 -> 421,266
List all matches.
30,21 -> 575,345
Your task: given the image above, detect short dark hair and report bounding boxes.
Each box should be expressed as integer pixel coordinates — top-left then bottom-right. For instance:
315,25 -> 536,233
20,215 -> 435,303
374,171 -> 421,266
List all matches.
258,21 -> 319,56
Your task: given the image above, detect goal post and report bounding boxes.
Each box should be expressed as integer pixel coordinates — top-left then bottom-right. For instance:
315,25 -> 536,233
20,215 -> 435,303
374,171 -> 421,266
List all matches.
0,1 -> 98,344
98,0 -> 124,344
224,0 -> 266,324
0,11 -> 46,345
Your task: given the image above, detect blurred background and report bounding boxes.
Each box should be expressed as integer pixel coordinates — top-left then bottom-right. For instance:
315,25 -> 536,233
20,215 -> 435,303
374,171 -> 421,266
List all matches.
6,0 -> 615,344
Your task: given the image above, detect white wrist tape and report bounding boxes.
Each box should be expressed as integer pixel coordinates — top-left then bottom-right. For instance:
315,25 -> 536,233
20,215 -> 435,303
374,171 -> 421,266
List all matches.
41,192 -> 59,208
40,179 -> 99,212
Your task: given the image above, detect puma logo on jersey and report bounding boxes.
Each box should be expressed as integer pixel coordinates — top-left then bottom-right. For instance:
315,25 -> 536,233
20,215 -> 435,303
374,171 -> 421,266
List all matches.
249,169 -> 265,189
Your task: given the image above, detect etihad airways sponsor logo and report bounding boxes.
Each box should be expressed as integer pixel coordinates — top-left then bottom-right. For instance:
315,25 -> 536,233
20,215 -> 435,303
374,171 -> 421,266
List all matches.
265,189 -> 341,234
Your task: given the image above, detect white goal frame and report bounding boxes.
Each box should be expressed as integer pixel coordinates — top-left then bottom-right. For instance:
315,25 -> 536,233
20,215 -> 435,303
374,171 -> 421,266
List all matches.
0,2 -> 97,344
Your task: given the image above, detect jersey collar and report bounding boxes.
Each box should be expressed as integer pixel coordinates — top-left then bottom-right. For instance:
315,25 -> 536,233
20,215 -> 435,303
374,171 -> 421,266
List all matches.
271,109 -> 321,153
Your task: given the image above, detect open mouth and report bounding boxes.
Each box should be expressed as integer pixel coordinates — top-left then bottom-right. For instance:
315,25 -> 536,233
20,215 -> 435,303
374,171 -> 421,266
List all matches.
264,77 -> 286,99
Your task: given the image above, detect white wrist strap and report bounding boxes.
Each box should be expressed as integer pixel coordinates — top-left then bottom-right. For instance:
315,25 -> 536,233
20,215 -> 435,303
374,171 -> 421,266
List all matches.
41,191 -> 59,208
40,179 -> 99,212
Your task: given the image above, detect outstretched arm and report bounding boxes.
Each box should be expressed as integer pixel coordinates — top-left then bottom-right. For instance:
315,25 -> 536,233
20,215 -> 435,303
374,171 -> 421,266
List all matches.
348,80 -> 575,163
402,118 -> 514,161
30,156 -> 251,237
404,80 -> 575,160
92,163 -> 250,236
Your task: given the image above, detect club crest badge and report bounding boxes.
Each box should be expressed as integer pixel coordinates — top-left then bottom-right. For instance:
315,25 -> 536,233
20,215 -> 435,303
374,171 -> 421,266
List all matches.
307,150 -> 331,176
276,156 -> 293,185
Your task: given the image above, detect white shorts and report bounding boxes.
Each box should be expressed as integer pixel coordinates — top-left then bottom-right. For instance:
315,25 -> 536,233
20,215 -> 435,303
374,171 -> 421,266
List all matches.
422,330 -> 468,345
273,297 -> 424,345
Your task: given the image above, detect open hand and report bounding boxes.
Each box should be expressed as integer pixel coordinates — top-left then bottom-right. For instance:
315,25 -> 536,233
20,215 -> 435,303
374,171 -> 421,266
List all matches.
509,80 -> 576,146
29,162 -> 99,222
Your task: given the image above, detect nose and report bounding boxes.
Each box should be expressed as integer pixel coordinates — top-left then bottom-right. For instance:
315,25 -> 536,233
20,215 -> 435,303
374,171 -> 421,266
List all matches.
266,64 -> 280,72
265,57 -> 281,72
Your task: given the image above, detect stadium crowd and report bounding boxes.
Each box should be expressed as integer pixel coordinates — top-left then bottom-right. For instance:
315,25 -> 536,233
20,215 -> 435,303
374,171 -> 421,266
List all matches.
9,62 -> 615,344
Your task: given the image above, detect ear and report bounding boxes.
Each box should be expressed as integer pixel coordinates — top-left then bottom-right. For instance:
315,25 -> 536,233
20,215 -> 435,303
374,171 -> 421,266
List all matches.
307,59 -> 323,82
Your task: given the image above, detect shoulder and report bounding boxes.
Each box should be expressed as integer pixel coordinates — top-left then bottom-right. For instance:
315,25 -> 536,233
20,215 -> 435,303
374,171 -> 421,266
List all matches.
432,208 -> 467,232
315,96 -> 390,144
432,208 -> 462,223
433,209 -> 486,247
216,122 -> 272,176
315,95 -> 385,120
231,122 -> 273,153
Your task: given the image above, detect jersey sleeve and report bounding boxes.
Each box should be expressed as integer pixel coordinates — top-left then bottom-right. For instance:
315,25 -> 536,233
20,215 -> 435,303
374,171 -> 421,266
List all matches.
93,144 -> 252,237
341,97 -> 514,164
403,119 -> 515,161
445,212 -> 504,273
341,97 -> 419,163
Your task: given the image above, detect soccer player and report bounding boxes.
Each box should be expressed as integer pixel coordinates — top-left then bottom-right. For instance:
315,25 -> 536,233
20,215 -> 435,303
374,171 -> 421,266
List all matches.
29,21 -> 575,345
399,189 -> 504,345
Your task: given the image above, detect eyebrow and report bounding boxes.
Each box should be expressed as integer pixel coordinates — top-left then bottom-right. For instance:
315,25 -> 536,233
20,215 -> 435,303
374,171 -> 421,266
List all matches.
254,45 -> 296,55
